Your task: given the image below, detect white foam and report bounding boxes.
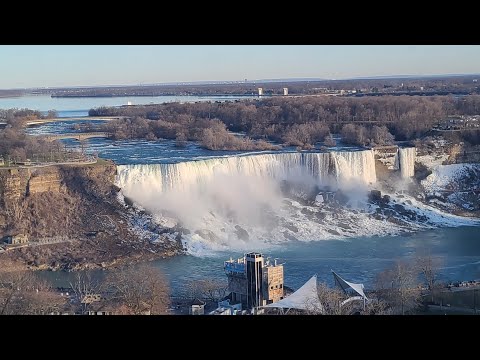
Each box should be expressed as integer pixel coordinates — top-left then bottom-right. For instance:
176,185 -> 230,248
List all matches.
422,163 -> 480,194
114,152 -> 479,256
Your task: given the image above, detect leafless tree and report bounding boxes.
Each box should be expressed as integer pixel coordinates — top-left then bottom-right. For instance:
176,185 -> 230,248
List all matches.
186,279 -> 228,302
46,110 -> 58,119
376,260 -> 421,315
415,251 -> 443,303
0,262 -> 65,315
175,132 -> 187,148
360,296 -> 390,315
316,282 -> 354,315
69,271 -> 103,314
323,133 -> 337,147
300,282 -> 353,315
104,264 -> 170,315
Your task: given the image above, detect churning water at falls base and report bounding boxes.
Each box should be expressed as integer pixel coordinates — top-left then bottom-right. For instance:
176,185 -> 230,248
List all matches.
115,150 -> 477,256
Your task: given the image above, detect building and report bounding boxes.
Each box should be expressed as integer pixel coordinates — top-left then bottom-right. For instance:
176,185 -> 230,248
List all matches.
209,300 -> 243,315
264,259 -> 284,303
3,234 -> 29,246
81,294 -> 101,305
190,299 -> 206,315
246,252 -> 264,308
0,156 -> 4,166
224,252 -> 285,309
283,88 -> 288,96
86,310 -> 113,315
15,159 -> 31,166
258,87 -> 263,96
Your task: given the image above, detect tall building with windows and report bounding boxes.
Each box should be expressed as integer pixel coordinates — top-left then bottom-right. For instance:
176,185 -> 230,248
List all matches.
224,252 -> 284,309
246,252 -> 264,308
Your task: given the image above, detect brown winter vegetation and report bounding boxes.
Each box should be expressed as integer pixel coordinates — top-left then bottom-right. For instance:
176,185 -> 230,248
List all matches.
0,259 -> 67,315
186,278 -> 228,302
375,260 -> 422,315
0,109 -> 68,162
90,94 -> 480,149
0,163 -> 184,271
1,261 -> 171,315
103,264 -> 170,315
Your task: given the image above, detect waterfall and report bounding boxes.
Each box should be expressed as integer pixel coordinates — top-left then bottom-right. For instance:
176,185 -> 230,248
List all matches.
113,148 -> 478,253
116,150 -> 377,233
332,150 -> 377,185
393,149 -> 400,171
398,147 -> 416,178
116,150 -> 377,196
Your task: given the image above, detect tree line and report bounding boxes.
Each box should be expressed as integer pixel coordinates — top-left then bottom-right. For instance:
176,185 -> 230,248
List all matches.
0,251 -> 458,315
0,261 -> 170,315
0,109 -> 77,162
295,252 -> 444,315
90,95 -> 480,149
46,75 -> 480,97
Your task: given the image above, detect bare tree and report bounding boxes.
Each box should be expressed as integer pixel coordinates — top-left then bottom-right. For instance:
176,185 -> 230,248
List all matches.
79,139 -> 87,156
186,279 -> 227,302
376,260 -> 421,315
316,282 -> 354,315
0,269 -> 33,315
300,282 -> 353,315
46,109 -> 58,119
104,264 -> 170,315
323,133 -> 336,147
69,271 -> 103,314
415,252 -> 443,303
175,132 -> 187,148
360,297 -> 389,315
0,262 -> 65,315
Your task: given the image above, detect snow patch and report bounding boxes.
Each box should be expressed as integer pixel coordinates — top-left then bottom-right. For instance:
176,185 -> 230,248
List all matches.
422,164 -> 480,194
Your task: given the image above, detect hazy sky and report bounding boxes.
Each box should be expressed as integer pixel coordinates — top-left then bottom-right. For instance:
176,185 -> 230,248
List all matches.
1,45 -> 480,89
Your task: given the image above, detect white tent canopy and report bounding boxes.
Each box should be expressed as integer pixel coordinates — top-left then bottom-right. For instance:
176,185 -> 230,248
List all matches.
332,270 -> 368,300
265,275 -> 324,313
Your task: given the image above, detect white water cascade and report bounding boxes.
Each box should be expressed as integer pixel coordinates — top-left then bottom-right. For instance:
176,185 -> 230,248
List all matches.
116,150 -> 377,197
116,150 -> 376,234
398,147 -> 416,178
115,148 -> 478,254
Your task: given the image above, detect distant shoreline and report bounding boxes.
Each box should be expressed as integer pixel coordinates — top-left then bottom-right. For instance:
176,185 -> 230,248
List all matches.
50,94 -> 264,98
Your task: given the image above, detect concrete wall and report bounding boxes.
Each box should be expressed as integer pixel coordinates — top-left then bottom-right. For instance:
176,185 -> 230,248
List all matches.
264,265 -> 284,303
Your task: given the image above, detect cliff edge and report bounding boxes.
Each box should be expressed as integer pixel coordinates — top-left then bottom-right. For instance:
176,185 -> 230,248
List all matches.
0,161 -> 184,270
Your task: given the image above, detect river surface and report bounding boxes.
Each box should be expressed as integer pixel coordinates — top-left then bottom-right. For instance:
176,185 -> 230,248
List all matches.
4,95 -> 479,294
0,94 -> 260,117
39,226 -> 480,294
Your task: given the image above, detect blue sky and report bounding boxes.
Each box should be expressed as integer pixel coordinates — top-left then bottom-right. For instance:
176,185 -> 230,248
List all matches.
1,45 -> 480,89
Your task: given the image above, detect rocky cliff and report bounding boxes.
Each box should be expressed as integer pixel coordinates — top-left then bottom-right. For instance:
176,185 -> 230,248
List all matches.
0,162 -> 116,236
0,161 -> 184,271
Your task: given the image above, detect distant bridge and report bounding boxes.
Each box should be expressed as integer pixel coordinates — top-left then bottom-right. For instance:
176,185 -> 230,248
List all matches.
26,116 -> 127,126
45,132 -> 109,141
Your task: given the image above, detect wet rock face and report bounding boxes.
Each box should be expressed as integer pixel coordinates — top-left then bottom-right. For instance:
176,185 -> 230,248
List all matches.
334,190 -> 349,206
234,225 -> 249,241
280,180 -> 322,206
282,231 -> 299,241
285,223 -> 299,233
194,229 -> 219,242
369,189 -> 382,202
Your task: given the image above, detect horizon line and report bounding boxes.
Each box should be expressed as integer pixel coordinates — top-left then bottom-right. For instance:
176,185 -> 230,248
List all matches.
2,72 -> 480,91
